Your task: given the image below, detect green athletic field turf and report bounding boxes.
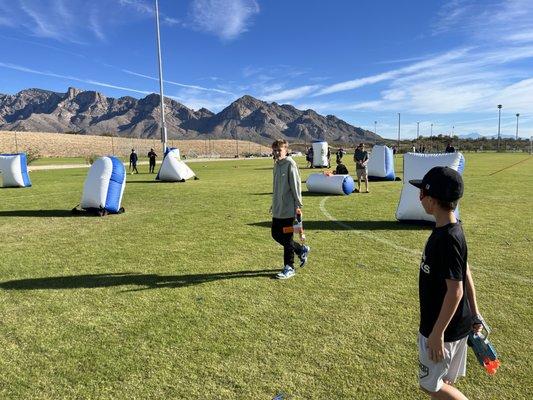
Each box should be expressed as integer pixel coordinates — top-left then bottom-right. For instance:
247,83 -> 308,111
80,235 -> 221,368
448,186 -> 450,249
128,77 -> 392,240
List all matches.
0,153 -> 531,399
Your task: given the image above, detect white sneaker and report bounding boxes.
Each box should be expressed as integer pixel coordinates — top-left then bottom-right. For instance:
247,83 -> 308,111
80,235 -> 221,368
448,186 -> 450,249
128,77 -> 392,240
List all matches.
299,245 -> 310,267
276,265 -> 295,279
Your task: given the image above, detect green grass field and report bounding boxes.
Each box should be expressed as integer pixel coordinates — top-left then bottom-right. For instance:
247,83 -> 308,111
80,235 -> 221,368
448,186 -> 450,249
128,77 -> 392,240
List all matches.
1,153 -> 531,399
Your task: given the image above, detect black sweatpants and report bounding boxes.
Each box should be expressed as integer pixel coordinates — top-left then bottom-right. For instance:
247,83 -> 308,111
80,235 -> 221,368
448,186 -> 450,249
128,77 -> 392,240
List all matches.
271,217 -> 303,267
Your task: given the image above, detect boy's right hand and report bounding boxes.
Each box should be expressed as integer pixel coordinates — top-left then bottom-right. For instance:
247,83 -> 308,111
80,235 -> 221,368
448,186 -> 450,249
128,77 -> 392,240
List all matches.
472,314 -> 484,333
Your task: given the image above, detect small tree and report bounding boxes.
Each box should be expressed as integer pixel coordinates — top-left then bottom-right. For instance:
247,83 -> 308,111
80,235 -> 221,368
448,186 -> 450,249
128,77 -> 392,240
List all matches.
25,147 -> 41,165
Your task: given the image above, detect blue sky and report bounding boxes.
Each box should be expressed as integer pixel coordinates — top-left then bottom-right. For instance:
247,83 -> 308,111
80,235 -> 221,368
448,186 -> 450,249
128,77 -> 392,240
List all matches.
0,0 -> 532,139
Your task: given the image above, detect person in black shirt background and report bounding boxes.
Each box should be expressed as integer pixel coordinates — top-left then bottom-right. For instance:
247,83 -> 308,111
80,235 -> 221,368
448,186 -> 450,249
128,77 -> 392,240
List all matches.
445,142 -> 456,153
333,159 -> 349,175
129,149 -> 139,174
409,167 -> 483,400
147,148 -> 158,173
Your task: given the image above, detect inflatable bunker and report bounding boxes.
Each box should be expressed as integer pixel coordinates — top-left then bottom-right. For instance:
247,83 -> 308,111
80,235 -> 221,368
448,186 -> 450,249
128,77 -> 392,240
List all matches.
306,173 -> 354,195
156,148 -> 196,182
396,152 -> 465,223
312,141 -> 329,168
368,145 -> 395,181
0,153 -> 31,188
77,156 -> 126,215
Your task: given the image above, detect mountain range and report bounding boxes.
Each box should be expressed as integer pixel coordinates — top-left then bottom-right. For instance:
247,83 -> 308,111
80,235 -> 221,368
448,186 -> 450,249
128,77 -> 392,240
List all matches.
0,87 -> 381,144
458,132 -> 521,139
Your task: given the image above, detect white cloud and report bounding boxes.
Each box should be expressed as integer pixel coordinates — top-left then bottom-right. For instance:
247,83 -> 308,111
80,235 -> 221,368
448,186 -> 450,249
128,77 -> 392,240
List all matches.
189,0 -> 260,41
121,69 -> 234,94
89,8 -> 106,41
262,85 -> 320,102
0,61 -> 152,96
313,49 -> 470,97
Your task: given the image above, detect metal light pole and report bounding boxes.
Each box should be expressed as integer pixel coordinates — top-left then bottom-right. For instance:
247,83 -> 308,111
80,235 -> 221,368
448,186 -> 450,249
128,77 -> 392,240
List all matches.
516,113 -> 520,140
235,132 -> 239,157
452,125 -> 455,137
430,123 -> 433,136
374,120 -> 377,135
417,121 -> 420,139
497,104 -> 502,151
397,113 -> 401,149
155,0 -> 168,154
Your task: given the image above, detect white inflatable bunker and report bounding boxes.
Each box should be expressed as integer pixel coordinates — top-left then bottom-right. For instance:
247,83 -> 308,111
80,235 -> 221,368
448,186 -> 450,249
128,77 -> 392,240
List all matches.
312,141 -> 329,168
156,148 -> 196,182
0,153 -> 32,188
368,145 -> 395,181
81,156 -> 126,213
396,152 -> 465,222
306,173 -> 355,195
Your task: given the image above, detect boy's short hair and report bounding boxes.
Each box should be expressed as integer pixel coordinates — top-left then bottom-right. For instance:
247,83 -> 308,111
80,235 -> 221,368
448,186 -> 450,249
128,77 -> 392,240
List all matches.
421,188 -> 459,211
272,139 -> 288,149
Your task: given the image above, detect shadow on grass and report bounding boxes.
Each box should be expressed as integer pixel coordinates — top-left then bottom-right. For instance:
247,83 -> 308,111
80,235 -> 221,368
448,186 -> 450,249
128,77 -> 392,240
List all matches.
248,220 -> 431,231
127,180 -> 176,184
0,209 -> 90,218
0,270 -> 278,291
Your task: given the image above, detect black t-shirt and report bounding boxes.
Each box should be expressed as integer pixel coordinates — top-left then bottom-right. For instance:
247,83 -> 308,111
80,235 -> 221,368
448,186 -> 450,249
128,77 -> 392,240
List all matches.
335,164 -> 349,175
148,151 -> 157,163
419,222 -> 471,341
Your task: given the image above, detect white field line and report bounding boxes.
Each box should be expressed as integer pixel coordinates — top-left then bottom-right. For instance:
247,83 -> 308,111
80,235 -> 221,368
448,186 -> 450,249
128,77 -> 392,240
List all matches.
318,197 -> 532,285
318,197 -> 421,256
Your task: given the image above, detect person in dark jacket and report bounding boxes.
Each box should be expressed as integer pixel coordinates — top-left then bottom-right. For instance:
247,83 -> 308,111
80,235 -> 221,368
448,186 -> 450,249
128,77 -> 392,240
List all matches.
129,149 -> 139,174
333,159 -> 349,175
147,148 -> 158,173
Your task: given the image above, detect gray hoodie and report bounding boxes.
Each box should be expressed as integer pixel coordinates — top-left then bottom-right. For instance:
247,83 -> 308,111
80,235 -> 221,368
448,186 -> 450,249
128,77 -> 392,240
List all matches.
272,156 -> 303,219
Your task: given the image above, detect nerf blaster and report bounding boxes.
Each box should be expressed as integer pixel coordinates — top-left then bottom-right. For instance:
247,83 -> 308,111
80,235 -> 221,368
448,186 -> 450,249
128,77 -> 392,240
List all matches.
282,208 -> 306,241
467,318 -> 500,375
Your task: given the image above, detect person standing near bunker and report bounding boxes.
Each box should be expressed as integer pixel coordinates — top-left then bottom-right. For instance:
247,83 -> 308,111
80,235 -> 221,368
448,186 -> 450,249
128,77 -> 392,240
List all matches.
409,166 -> 483,400
129,149 -> 139,174
148,148 -> 158,173
354,143 -> 369,193
270,139 -> 310,279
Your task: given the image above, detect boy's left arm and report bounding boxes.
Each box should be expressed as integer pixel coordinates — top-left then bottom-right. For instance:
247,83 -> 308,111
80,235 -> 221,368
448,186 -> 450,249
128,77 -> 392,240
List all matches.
427,279 -> 463,362
288,162 -> 303,211
466,262 -> 483,333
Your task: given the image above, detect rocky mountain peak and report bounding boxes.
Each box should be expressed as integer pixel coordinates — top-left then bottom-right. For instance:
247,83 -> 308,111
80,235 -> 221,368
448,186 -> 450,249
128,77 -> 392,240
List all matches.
0,87 -> 382,144
66,87 -> 82,100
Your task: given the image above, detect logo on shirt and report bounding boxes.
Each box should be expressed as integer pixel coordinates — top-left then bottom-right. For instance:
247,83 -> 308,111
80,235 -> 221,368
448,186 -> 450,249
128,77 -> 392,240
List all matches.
419,252 -> 430,274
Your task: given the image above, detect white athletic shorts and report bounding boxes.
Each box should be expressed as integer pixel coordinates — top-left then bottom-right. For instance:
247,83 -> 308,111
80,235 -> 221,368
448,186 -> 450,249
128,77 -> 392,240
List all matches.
418,333 -> 468,393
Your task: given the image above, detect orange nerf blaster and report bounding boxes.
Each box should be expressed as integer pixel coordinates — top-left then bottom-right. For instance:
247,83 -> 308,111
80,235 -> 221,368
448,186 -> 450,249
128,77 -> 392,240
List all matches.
467,318 -> 501,375
282,208 -> 306,242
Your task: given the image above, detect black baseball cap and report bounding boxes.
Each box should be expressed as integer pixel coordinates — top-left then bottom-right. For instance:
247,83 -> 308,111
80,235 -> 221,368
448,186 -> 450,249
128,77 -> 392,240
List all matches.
409,166 -> 464,202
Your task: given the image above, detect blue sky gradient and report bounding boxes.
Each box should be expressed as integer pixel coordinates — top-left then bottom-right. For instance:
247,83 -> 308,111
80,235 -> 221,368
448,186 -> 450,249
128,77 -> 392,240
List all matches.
0,0 -> 532,139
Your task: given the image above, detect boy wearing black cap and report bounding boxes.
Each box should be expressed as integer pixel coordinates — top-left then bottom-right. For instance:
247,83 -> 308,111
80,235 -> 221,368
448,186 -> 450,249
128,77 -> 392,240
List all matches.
409,167 -> 483,400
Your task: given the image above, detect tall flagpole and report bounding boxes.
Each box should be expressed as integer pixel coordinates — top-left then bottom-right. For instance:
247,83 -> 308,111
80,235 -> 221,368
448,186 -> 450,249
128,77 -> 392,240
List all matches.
155,0 -> 168,154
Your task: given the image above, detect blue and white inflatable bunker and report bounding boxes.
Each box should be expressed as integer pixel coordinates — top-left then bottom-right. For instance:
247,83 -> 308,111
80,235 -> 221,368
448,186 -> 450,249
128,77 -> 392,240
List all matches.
312,141 -> 329,168
368,145 -> 395,181
396,152 -> 465,223
156,148 -> 196,182
0,153 -> 31,188
307,173 -> 354,195
80,156 -> 126,213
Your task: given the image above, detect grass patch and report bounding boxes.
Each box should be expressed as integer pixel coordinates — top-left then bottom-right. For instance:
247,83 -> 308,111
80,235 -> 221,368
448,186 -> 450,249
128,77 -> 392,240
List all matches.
0,154 -> 531,399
